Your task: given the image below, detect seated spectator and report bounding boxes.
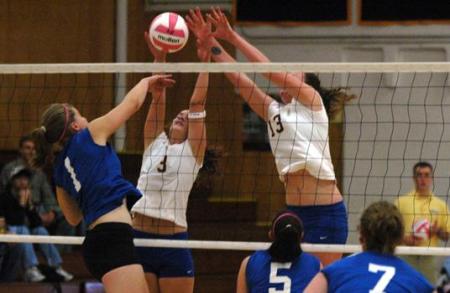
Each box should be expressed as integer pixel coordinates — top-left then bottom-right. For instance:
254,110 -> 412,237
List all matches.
0,135 -> 75,243
236,211 -> 320,293
0,166 -> 73,282
0,217 -> 23,282
304,201 -> 433,293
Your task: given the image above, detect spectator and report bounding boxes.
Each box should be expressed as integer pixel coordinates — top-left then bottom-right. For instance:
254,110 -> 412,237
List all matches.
395,161 -> 450,283
0,135 -> 74,240
0,166 -> 73,282
0,217 -> 23,282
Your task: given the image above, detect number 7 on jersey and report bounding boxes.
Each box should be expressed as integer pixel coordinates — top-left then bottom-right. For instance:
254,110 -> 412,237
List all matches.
368,263 -> 396,293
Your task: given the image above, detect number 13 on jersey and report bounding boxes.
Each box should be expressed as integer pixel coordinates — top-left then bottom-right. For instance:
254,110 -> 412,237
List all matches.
268,114 -> 284,137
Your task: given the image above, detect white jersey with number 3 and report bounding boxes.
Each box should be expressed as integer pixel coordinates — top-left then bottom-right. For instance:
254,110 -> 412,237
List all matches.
267,99 -> 336,182
132,132 -> 202,228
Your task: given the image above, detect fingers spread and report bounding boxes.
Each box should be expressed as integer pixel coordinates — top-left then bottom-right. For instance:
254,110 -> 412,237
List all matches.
195,7 -> 205,24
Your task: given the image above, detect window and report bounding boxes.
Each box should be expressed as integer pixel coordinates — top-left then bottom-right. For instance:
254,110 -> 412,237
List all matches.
234,0 -> 350,25
360,0 -> 450,24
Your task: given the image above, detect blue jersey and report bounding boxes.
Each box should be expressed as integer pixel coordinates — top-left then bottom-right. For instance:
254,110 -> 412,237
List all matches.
322,251 -> 433,293
54,129 -> 141,226
246,250 -> 320,293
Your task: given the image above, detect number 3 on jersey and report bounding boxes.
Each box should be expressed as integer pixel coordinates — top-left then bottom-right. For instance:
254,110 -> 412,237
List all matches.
157,155 -> 168,173
368,263 -> 396,293
268,114 -> 284,137
269,262 -> 291,293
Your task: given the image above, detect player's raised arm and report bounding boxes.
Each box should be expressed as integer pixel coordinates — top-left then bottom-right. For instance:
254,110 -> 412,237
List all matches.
186,8 -> 274,121
143,31 -> 168,148
88,74 -> 175,146
188,44 -> 210,164
207,7 -> 322,110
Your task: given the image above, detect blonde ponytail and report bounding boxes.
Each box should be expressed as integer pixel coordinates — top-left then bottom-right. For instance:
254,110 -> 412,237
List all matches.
31,103 -> 75,167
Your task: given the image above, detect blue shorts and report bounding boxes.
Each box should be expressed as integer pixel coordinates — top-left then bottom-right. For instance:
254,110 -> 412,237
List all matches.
133,230 -> 194,278
287,201 -> 348,244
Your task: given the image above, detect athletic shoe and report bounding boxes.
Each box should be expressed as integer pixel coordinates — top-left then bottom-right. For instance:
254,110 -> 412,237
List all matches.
55,266 -> 74,281
25,266 -> 45,282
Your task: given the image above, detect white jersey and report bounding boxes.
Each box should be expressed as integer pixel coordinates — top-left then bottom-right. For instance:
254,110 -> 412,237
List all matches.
131,132 -> 202,228
267,99 -> 336,181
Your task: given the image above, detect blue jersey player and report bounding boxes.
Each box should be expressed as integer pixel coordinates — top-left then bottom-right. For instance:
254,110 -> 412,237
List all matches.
305,201 -> 433,293
237,211 -> 321,293
31,75 -> 175,293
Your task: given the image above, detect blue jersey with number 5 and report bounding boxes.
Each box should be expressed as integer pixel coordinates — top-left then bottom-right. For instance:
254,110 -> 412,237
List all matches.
54,128 -> 141,226
246,250 -> 320,293
322,251 -> 433,293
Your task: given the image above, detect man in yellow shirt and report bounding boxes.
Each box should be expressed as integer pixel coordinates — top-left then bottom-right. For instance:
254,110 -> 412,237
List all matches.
395,161 -> 450,283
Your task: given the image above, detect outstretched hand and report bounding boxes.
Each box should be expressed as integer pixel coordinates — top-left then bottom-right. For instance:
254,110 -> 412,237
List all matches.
144,74 -> 176,93
206,7 -> 234,42
186,7 -> 213,47
144,31 -> 166,61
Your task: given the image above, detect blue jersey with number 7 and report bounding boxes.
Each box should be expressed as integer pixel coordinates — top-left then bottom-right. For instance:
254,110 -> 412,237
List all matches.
246,250 -> 320,293
322,251 -> 433,293
53,128 -> 141,226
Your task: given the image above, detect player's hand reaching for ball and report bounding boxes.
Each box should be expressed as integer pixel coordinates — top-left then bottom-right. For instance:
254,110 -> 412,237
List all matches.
143,75 -> 176,93
207,7 -> 235,42
144,31 -> 166,62
186,7 -> 212,47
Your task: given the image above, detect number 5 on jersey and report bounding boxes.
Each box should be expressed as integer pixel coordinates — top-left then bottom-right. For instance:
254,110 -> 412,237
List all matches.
269,114 -> 284,137
269,262 -> 291,293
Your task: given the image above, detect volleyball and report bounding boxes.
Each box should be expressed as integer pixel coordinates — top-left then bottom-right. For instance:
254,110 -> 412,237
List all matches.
413,219 -> 430,240
149,12 -> 189,53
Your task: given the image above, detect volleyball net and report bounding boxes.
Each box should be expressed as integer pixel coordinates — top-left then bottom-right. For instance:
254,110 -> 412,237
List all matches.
1,62 -> 450,256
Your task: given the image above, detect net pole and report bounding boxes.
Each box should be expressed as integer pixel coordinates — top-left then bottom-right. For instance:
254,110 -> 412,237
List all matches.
114,0 -> 128,151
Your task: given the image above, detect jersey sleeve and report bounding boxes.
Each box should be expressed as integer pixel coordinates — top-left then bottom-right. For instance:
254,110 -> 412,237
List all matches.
143,132 -> 167,157
267,100 -> 280,120
321,263 -> 336,285
415,275 -> 434,293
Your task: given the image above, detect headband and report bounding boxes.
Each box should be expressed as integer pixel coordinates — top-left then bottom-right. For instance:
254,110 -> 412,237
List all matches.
271,211 -> 302,237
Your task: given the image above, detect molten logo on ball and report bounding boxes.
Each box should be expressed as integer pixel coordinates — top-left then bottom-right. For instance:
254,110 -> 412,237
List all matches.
149,12 -> 189,53
157,35 -> 181,44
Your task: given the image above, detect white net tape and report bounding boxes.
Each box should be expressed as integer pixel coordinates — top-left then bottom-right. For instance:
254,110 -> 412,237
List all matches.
0,234 -> 449,256
2,62 -> 450,74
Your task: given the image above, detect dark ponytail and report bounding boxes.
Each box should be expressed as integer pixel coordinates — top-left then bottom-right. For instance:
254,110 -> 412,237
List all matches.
304,73 -> 356,120
31,103 -> 75,167
268,211 -> 303,262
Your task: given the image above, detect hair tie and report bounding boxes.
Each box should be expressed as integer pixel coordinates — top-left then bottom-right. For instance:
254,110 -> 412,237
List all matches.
272,212 -> 302,236
57,104 -> 70,142
40,126 -> 46,133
